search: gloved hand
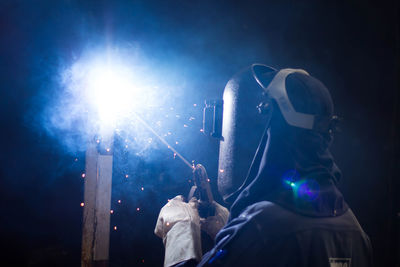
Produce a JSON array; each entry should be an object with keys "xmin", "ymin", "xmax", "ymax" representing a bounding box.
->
[
  {"xmin": 200, "ymin": 201, "xmax": 229, "ymax": 239},
  {"xmin": 155, "ymin": 195, "xmax": 202, "ymax": 267}
]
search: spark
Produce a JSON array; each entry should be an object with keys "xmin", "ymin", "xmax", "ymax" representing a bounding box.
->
[{"xmin": 80, "ymin": 202, "xmax": 85, "ymax": 207}]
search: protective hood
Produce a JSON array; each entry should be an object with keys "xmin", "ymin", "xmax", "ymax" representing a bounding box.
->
[
  {"xmin": 217, "ymin": 65, "xmax": 276, "ymax": 202},
  {"xmin": 218, "ymin": 64, "xmax": 348, "ymax": 218}
]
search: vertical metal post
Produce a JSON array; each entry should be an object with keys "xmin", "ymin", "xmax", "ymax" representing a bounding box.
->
[{"xmin": 81, "ymin": 140, "xmax": 113, "ymax": 267}]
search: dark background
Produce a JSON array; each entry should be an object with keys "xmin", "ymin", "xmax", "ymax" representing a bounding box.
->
[{"xmin": 0, "ymin": 0, "xmax": 398, "ymax": 266}]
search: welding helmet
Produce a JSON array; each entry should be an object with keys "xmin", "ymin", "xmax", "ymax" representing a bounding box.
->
[{"xmin": 217, "ymin": 64, "xmax": 337, "ymax": 202}]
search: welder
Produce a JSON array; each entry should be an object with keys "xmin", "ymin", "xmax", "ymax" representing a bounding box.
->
[{"xmin": 155, "ymin": 64, "xmax": 373, "ymax": 266}]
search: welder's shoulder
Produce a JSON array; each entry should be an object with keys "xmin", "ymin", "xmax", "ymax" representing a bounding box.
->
[
  {"xmin": 234, "ymin": 201, "xmax": 296, "ymax": 238},
  {"xmin": 238, "ymin": 201, "xmax": 363, "ymax": 236},
  {"xmin": 198, "ymin": 202, "xmax": 371, "ymax": 266}
]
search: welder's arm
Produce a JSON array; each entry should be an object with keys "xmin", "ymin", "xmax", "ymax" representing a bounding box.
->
[
  {"xmin": 155, "ymin": 196, "xmax": 229, "ymax": 267},
  {"xmin": 155, "ymin": 195, "xmax": 202, "ymax": 267},
  {"xmin": 200, "ymin": 201, "xmax": 229, "ymax": 240}
]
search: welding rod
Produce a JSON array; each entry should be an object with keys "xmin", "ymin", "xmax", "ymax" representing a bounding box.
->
[{"xmin": 132, "ymin": 112, "xmax": 194, "ymax": 170}]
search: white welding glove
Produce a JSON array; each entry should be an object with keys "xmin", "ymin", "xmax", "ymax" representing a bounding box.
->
[
  {"xmin": 155, "ymin": 195, "xmax": 202, "ymax": 267},
  {"xmin": 200, "ymin": 201, "xmax": 229, "ymax": 240}
]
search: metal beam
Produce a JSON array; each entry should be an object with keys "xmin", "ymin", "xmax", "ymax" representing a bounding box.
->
[{"xmin": 81, "ymin": 141, "xmax": 113, "ymax": 267}]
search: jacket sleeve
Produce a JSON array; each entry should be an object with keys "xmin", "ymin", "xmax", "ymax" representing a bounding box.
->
[
  {"xmin": 175, "ymin": 204, "xmax": 301, "ymax": 267},
  {"xmin": 172, "ymin": 210, "xmax": 264, "ymax": 267}
]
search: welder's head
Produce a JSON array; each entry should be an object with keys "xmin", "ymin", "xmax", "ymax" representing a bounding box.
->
[{"xmin": 217, "ymin": 64, "xmax": 337, "ymax": 203}]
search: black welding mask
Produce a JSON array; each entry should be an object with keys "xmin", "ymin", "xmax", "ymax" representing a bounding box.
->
[{"xmin": 216, "ymin": 64, "xmax": 337, "ymax": 203}]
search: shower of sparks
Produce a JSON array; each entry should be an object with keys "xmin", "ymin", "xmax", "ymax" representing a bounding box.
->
[{"xmin": 60, "ymin": 47, "xmax": 219, "ymax": 244}]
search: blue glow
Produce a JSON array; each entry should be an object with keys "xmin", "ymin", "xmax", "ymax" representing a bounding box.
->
[
  {"xmin": 282, "ymin": 169, "xmax": 300, "ymax": 189},
  {"xmin": 41, "ymin": 45, "xmax": 196, "ymax": 157},
  {"xmin": 61, "ymin": 48, "xmax": 164, "ymax": 135},
  {"xmin": 208, "ymin": 249, "xmax": 227, "ymax": 264},
  {"xmin": 282, "ymin": 170, "xmax": 320, "ymax": 201},
  {"xmin": 296, "ymin": 179, "xmax": 320, "ymax": 201}
]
